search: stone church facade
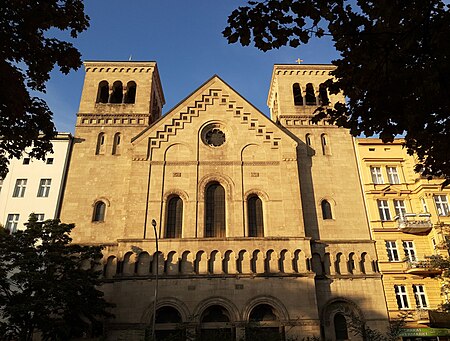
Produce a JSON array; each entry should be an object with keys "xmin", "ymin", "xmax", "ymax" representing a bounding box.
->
[{"xmin": 60, "ymin": 61, "xmax": 389, "ymax": 340}]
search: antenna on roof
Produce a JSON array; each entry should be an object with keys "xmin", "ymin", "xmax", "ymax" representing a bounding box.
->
[{"xmin": 128, "ymin": 55, "xmax": 132, "ymax": 61}]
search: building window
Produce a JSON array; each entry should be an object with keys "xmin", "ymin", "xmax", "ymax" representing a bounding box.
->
[
  {"xmin": 394, "ymin": 199, "xmax": 406, "ymax": 219},
  {"xmin": 334, "ymin": 313, "xmax": 348, "ymax": 341},
  {"xmin": 205, "ymin": 183, "xmax": 226, "ymax": 238},
  {"xmin": 321, "ymin": 200, "xmax": 333, "ymax": 220},
  {"xmin": 403, "ymin": 241, "xmax": 417, "ymax": 261},
  {"xmin": 23, "ymin": 158, "xmax": 30, "ymax": 165},
  {"xmin": 93, "ymin": 201, "xmax": 106, "ymax": 222},
  {"xmin": 165, "ymin": 196, "xmax": 183, "ymax": 238},
  {"xmin": 5, "ymin": 214, "xmax": 19, "ymax": 233},
  {"xmin": 305, "ymin": 83, "xmax": 316, "ymax": 105},
  {"xmin": 395, "ymin": 285, "xmax": 409, "ymax": 309},
  {"xmin": 370, "ymin": 167, "xmax": 384, "ymax": 184},
  {"xmin": 421, "ymin": 197, "xmax": 428, "ymax": 213},
  {"xmin": 124, "ymin": 81, "xmax": 137, "ymax": 104},
  {"xmin": 387, "ymin": 166, "xmax": 400, "ymax": 184},
  {"xmin": 413, "ymin": 285, "xmax": 428, "ymax": 308},
  {"xmin": 12, "ymin": 179, "xmax": 27, "ymax": 197},
  {"xmin": 431, "ymin": 238, "xmax": 437, "ymax": 253},
  {"xmin": 321, "ymin": 134, "xmax": 330, "ymax": 155},
  {"xmin": 46, "ymin": 158, "xmax": 54, "ymax": 165},
  {"xmin": 434, "ymin": 195, "xmax": 450, "ymax": 216},
  {"xmin": 37, "ymin": 179, "xmax": 51, "ymax": 197},
  {"xmin": 386, "ymin": 241, "xmax": 400, "ymax": 261},
  {"xmin": 112, "ymin": 132, "xmax": 121, "ymax": 155},
  {"xmin": 0, "ymin": 178, "xmax": 3, "ymax": 194},
  {"xmin": 96, "ymin": 80, "xmax": 109, "ymax": 103},
  {"xmin": 35, "ymin": 214, "xmax": 45, "ymax": 222},
  {"xmin": 96, "ymin": 132, "xmax": 106, "ymax": 155},
  {"xmin": 318, "ymin": 83, "xmax": 330, "ymax": 106},
  {"xmin": 292, "ymin": 83, "xmax": 303, "ymax": 106},
  {"xmin": 248, "ymin": 195, "xmax": 264, "ymax": 237},
  {"xmin": 378, "ymin": 200, "xmax": 391, "ymax": 221},
  {"xmin": 110, "ymin": 81, "xmax": 123, "ymax": 103}
]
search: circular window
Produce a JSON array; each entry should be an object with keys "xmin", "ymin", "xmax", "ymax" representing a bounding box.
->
[{"xmin": 202, "ymin": 123, "xmax": 227, "ymax": 147}]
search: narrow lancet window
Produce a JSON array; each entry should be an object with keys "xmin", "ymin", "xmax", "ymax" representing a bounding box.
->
[
  {"xmin": 305, "ymin": 83, "xmax": 316, "ymax": 105},
  {"xmin": 205, "ymin": 183, "xmax": 226, "ymax": 238},
  {"xmin": 166, "ymin": 196, "xmax": 183, "ymax": 238},
  {"xmin": 293, "ymin": 83, "xmax": 303, "ymax": 106},
  {"xmin": 248, "ymin": 195, "xmax": 264, "ymax": 237}
]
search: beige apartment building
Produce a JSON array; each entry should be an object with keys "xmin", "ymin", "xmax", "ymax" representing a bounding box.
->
[
  {"xmin": 59, "ymin": 60, "xmax": 402, "ymax": 341},
  {"xmin": 356, "ymin": 139, "xmax": 450, "ymax": 340},
  {"xmin": 0, "ymin": 133, "xmax": 72, "ymax": 232}
]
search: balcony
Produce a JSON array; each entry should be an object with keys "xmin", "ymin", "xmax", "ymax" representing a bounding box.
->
[
  {"xmin": 395, "ymin": 213, "xmax": 433, "ymax": 234},
  {"xmin": 405, "ymin": 259, "xmax": 441, "ymax": 275}
]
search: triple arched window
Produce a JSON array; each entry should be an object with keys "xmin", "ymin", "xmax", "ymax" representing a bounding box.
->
[
  {"xmin": 95, "ymin": 81, "xmax": 137, "ymax": 104},
  {"xmin": 248, "ymin": 195, "xmax": 264, "ymax": 237},
  {"xmin": 205, "ymin": 183, "xmax": 226, "ymax": 238},
  {"xmin": 166, "ymin": 196, "xmax": 183, "ymax": 238}
]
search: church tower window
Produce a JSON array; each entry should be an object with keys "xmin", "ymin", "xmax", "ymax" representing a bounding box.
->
[
  {"xmin": 93, "ymin": 201, "xmax": 106, "ymax": 222},
  {"xmin": 305, "ymin": 83, "xmax": 316, "ymax": 105},
  {"xmin": 205, "ymin": 183, "xmax": 226, "ymax": 238},
  {"xmin": 112, "ymin": 133, "xmax": 121, "ymax": 155},
  {"xmin": 318, "ymin": 83, "xmax": 330, "ymax": 106},
  {"xmin": 248, "ymin": 195, "xmax": 264, "ymax": 237},
  {"xmin": 110, "ymin": 81, "xmax": 123, "ymax": 103},
  {"xmin": 321, "ymin": 200, "xmax": 333, "ymax": 219},
  {"xmin": 96, "ymin": 81, "xmax": 109, "ymax": 103},
  {"xmin": 166, "ymin": 196, "xmax": 183, "ymax": 238},
  {"xmin": 293, "ymin": 83, "xmax": 303, "ymax": 106},
  {"xmin": 96, "ymin": 133, "xmax": 106, "ymax": 155},
  {"xmin": 124, "ymin": 81, "xmax": 137, "ymax": 104}
]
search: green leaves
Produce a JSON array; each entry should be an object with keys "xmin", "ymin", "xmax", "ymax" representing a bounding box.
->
[
  {"xmin": 224, "ymin": 0, "xmax": 450, "ymax": 181},
  {"xmin": 0, "ymin": 0, "xmax": 89, "ymax": 178},
  {"xmin": 0, "ymin": 217, "xmax": 113, "ymax": 340}
]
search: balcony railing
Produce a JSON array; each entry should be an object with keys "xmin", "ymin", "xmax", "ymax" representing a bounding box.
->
[
  {"xmin": 395, "ymin": 213, "xmax": 433, "ymax": 234},
  {"xmin": 405, "ymin": 259, "xmax": 441, "ymax": 275}
]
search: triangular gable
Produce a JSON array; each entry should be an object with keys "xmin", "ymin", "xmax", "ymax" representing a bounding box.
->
[{"xmin": 131, "ymin": 75, "xmax": 296, "ymax": 158}]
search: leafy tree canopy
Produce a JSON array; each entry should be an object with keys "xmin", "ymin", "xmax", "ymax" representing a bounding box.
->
[
  {"xmin": 0, "ymin": 216, "xmax": 113, "ymax": 341},
  {"xmin": 0, "ymin": 0, "xmax": 89, "ymax": 179},
  {"xmin": 224, "ymin": 0, "xmax": 450, "ymax": 182}
]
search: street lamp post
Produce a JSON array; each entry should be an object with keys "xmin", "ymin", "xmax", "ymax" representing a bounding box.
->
[{"xmin": 151, "ymin": 219, "xmax": 159, "ymax": 341}]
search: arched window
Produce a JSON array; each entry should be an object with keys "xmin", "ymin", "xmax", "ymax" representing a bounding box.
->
[
  {"xmin": 205, "ymin": 183, "xmax": 226, "ymax": 238},
  {"xmin": 110, "ymin": 81, "xmax": 123, "ymax": 103},
  {"xmin": 292, "ymin": 83, "xmax": 303, "ymax": 106},
  {"xmin": 306, "ymin": 133, "xmax": 313, "ymax": 156},
  {"xmin": 305, "ymin": 83, "xmax": 316, "ymax": 105},
  {"xmin": 166, "ymin": 196, "xmax": 183, "ymax": 238},
  {"xmin": 95, "ymin": 132, "xmax": 106, "ymax": 155},
  {"xmin": 248, "ymin": 195, "xmax": 264, "ymax": 237},
  {"xmin": 97, "ymin": 81, "xmax": 109, "ymax": 103},
  {"xmin": 93, "ymin": 201, "xmax": 106, "ymax": 222},
  {"xmin": 201, "ymin": 305, "xmax": 232, "ymax": 340},
  {"xmin": 321, "ymin": 133, "xmax": 331, "ymax": 155},
  {"xmin": 155, "ymin": 306, "xmax": 183, "ymax": 341},
  {"xmin": 334, "ymin": 313, "xmax": 348, "ymax": 340},
  {"xmin": 319, "ymin": 83, "xmax": 330, "ymax": 106},
  {"xmin": 247, "ymin": 304, "xmax": 281, "ymax": 340},
  {"xmin": 112, "ymin": 133, "xmax": 121, "ymax": 155},
  {"xmin": 321, "ymin": 200, "xmax": 333, "ymax": 219},
  {"xmin": 124, "ymin": 81, "xmax": 137, "ymax": 104}
]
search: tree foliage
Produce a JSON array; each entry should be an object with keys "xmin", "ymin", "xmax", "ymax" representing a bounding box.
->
[
  {"xmin": 0, "ymin": 216, "xmax": 113, "ymax": 341},
  {"xmin": 430, "ymin": 237, "xmax": 450, "ymax": 311},
  {"xmin": 224, "ymin": 0, "xmax": 450, "ymax": 182},
  {"xmin": 0, "ymin": 0, "xmax": 89, "ymax": 178}
]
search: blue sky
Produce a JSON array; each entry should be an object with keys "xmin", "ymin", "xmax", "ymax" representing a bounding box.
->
[{"xmin": 43, "ymin": 0, "xmax": 339, "ymax": 133}]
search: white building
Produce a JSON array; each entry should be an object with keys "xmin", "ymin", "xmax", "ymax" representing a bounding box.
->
[{"xmin": 0, "ymin": 133, "xmax": 73, "ymax": 232}]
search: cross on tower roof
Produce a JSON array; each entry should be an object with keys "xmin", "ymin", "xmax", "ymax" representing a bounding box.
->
[{"xmin": 296, "ymin": 58, "xmax": 304, "ymax": 64}]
